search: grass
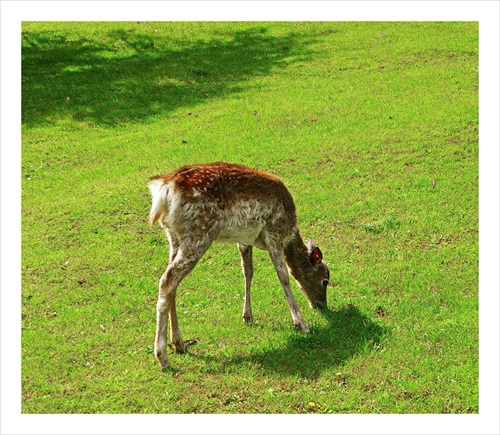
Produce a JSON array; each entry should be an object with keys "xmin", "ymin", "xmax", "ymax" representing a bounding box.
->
[{"xmin": 21, "ymin": 21, "xmax": 478, "ymax": 414}]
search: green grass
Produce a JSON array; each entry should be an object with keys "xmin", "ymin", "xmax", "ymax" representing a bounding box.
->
[{"xmin": 21, "ymin": 21, "xmax": 478, "ymax": 414}]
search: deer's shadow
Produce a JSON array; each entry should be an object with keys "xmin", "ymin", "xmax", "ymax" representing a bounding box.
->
[{"xmin": 197, "ymin": 305, "xmax": 389, "ymax": 379}]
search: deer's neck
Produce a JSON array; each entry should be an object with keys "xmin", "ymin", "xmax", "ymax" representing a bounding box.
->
[{"xmin": 284, "ymin": 232, "xmax": 310, "ymax": 282}]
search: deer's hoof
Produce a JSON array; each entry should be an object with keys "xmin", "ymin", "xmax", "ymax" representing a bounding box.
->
[
  {"xmin": 294, "ymin": 322, "xmax": 310, "ymax": 334},
  {"xmin": 156, "ymin": 352, "xmax": 169, "ymax": 370},
  {"xmin": 170, "ymin": 338, "xmax": 198, "ymax": 354},
  {"xmin": 242, "ymin": 314, "xmax": 254, "ymax": 324},
  {"xmin": 170, "ymin": 341, "xmax": 187, "ymax": 354}
]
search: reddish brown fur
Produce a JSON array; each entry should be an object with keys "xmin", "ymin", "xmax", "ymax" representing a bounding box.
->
[{"xmin": 150, "ymin": 162, "xmax": 296, "ymax": 222}]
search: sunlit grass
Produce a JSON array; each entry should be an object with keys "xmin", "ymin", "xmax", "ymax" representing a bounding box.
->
[{"xmin": 22, "ymin": 21, "xmax": 478, "ymax": 413}]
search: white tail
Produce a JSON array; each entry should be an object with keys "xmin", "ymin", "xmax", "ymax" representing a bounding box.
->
[
  {"xmin": 148, "ymin": 178, "xmax": 170, "ymax": 226},
  {"xmin": 148, "ymin": 162, "xmax": 330, "ymax": 369}
]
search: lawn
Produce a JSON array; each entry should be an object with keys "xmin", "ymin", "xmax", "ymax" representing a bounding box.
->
[{"xmin": 21, "ymin": 21, "xmax": 478, "ymax": 414}]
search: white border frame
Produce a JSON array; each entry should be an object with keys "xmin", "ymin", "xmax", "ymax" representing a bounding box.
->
[{"xmin": 2, "ymin": 2, "xmax": 499, "ymax": 434}]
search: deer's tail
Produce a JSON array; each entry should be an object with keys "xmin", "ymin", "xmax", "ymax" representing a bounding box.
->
[{"xmin": 147, "ymin": 177, "xmax": 170, "ymax": 227}]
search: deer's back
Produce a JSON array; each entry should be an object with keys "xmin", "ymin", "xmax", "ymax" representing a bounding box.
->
[{"xmin": 149, "ymin": 162, "xmax": 298, "ymax": 246}]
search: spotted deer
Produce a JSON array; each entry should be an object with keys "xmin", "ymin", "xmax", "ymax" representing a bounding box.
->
[{"xmin": 148, "ymin": 162, "xmax": 330, "ymax": 369}]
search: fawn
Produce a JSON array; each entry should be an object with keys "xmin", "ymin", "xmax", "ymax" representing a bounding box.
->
[{"xmin": 148, "ymin": 162, "xmax": 329, "ymax": 369}]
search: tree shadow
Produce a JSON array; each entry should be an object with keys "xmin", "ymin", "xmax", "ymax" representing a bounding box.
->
[
  {"xmin": 226, "ymin": 305, "xmax": 389, "ymax": 379},
  {"xmin": 22, "ymin": 24, "xmax": 317, "ymax": 127}
]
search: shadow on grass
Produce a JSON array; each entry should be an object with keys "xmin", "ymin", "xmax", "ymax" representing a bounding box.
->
[
  {"xmin": 226, "ymin": 305, "xmax": 388, "ymax": 379},
  {"xmin": 22, "ymin": 24, "xmax": 317, "ymax": 127}
]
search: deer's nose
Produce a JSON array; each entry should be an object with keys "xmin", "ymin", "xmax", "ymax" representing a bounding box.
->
[{"xmin": 312, "ymin": 300, "xmax": 327, "ymax": 310}]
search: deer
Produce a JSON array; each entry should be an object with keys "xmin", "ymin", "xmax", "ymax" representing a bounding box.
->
[{"xmin": 148, "ymin": 162, "xmax": 330, "ymax": 369}]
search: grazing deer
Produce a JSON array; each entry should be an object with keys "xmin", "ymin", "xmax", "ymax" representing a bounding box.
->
[{"xmin": 148, "ymin": 162, "xmax": 330, "ymax": 369}]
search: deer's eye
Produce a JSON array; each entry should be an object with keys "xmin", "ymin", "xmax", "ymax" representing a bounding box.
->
[{"xmin": 322, "ymin": 280, "xmax": 329, "ymax": 288}]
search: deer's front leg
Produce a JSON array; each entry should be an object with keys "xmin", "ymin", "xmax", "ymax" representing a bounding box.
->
[
  {"xmin": 238, "ymin": 243, "xmax": 254, "ymax": 323},
  {"xmin": 268, "ymin": 248, "xmax": 310, "ymax": 334}
]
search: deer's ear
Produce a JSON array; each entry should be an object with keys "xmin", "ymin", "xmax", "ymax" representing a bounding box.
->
[
  {"xmin": 309, "ymin": 247, "xmax": 323, "ymax": 265},
  {"xmin": 306, "ymin": 238, "xmax": 315, "ymax": 252}
]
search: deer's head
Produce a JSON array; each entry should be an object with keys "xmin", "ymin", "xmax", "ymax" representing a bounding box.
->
[{"xmin": 286, "ymin": 238, "xmax": 329, "ymax": 309}]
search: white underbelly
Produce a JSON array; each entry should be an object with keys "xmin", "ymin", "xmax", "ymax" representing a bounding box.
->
[{"xmin": 215, "ymin": 226, "xmax": 263, "ymax": 246}]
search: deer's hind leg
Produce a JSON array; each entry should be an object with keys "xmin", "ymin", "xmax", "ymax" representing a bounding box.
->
[
  {"xmin": 238, "ymin": 243, "xmax": 254, "ymax": 324},
  {"xmin": 155, "ymin": 239, "xmax": 211, "ymax": 369},
  {"xmin": 166, "ymin": 229, "xmax": 180, "ymax": 264}
]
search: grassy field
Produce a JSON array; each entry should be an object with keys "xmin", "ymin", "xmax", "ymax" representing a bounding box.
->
[{"xmin": 21, "ymin": 21, "xmax": 478, "ymax": 414}]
